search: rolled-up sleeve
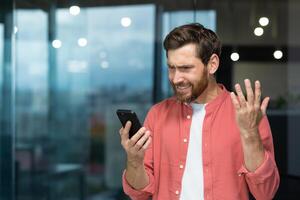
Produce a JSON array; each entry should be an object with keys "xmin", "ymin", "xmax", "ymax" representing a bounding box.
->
[
  {"xmin": 122, "ymin": 168, "xmax": 155, "ymax": 200},
  {"xmin": 238, "ymin": 116, "xmax": 280, "ymax": 200},
  {"xmin": 238, "ymin": 151, "xmax": 280, "ymax": 200}
]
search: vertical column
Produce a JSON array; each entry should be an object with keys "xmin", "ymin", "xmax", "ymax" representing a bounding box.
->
[
  {"xmin": 47, "ymin": 1, "xmax": 57, "ymax": 152},
  {"xmin": 153, "ymin": 5, "xmax": 163, "ymax": 103},
  {"xmin": 0, "ymin": 0, "xmax": 15, "ymax": 199}
]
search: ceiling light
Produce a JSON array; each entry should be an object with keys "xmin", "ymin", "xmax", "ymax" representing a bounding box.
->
[
  {"xmin": 230, "ymin": 52, "xmax": 239, "ymax": 61},
  {"xmin": 121, "ymin": 17, "xmax": 132, "ymax": 27},
  {"xmin": 259, "ymin": 17, "xmax": 269, "ymax": 26},
  {"xmin": 273, "ymin": 50, "xmax": 283, "ymax": 59},
  {"xmin": 78, "ymin": 38, "xmax": 87, "ymax": 47},
  {"xmin": 254, "ymin": 27, "xmax": 264, "ymax": 36},
  {"xmin": 52, "ymin": 39, "xmax": 62, "ymax": 48},
  {"xmin": 69, "ymin": 6, "xmax": 80, "ymax": 16}
]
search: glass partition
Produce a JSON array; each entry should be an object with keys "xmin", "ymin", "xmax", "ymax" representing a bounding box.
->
[{"xmin": 14, "ymin": 2, "xmax": 155, "ymax": 199}]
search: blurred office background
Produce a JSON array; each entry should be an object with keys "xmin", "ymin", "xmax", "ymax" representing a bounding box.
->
[{"xmin": 0, "ymin": 0, "xmax": 299, "ymax": 199}]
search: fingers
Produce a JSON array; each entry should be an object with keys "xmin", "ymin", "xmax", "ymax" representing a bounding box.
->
[
  {"xmin": 235, "ymin": 79, "xmax": 261, "ymax": 108},
  {"xmin": 129, "ymin": 127, "xmax": 147, "ymax": 145},
  {"xmin": 254, "ymin": 80, "xmax": 261, "ymax": 107},
  {"xmin": 232, "ymin": 79, "xmax": 269, "ymax": 115},
  {"xmin": 244, "ymin": 79, "xmax": 254, "ymax": 105},
  {"xmin": 234, "ymin": 83, "xmax": 247, "ymax": 107},
  {"xmin": 133, "ymin": 130, "xmax": 151, "ymax": 152},
  {"xmin": 261, "ymin": 97, "xmax": 270, "ymax": 116},
  {"xmin": 142, "ymin": 136, "xmax": 152, "ymax": 150},
  {"xmin": 119, "ymin": 121, "xmax": 131, "ymax": 141},
  {"xmin": 230, "ymin": 92, "xmax": 240, "ymax": 110},
  {"xmin": 119, "ymin": 121, "xmax": 152, "ymax": 152}
]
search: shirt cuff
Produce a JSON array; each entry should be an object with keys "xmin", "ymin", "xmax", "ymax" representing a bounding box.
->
[
  {"xmin": 122, "ymin": 169, "xmax": 155, "ymax": 197},
  {"xmin": 238, "ymin": 151, "xmax": 276, "ymax": 184}
]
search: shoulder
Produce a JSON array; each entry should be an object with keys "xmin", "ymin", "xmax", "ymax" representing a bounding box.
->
[
  {"xmin": 145, "ymin": 97, "xmax": 178, "ymax": 121},
  {"xmin": 149, "ymin": 97, "xmax": 178, "ymax": 113},
  {"xmin": 143, "ymin": 97, "xmax": 178, "ymax": 130}
]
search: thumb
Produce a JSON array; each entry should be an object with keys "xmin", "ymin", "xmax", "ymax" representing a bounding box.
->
[{"xmin": 261, "ymin": 97, "xmax": 270, "ymax": 116}]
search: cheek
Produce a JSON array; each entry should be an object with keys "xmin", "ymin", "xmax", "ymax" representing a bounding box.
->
[
  {"xmin": 188, "ymin": 74, "xmax": 200, "ymax": 83},
  {"xmin": 193, "ymin": 69, "xmax": 206, "ymax": 80}
]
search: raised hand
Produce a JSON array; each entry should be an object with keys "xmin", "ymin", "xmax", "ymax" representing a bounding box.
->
[
  {"xmin": 230, "ymin": 79, "xmax": 270, "ymax": 135},
  {"xmin": 230, "ymin": 79, "xmax": 268, "ymax": 171}
]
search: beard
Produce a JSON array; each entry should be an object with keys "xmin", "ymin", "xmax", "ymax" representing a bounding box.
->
[{"xmin": 170, "ymin": 71, "xmax": 209, "ymax": 103}]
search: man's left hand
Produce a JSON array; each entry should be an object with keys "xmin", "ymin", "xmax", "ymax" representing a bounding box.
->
[
  {"xmin": 230, "ymin": 79, "xmax": 268, "ymax": 171},
  {"xmin": 230, "ymin": 79, "xmax": 269, "ymax": 137}
]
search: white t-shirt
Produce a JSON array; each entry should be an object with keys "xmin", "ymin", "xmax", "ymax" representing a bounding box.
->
[{"xmin": 180, "ymin": 103, "xmax": 206, "ymax": 200}]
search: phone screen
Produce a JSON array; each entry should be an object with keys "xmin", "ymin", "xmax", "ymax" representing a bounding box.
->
[{"xmin": 116, "ymin": 109, "xmax": 142, "ymax": 138}]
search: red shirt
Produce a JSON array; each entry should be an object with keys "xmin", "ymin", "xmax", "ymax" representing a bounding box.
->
[{"xmin": 123, "ymin": 85, "xmax": 279, "ymax": 200}]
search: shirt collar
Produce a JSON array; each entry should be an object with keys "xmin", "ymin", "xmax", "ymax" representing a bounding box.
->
[{"xmin": 205, "ymin": 84, "xmax": 229, "ymax": 112}]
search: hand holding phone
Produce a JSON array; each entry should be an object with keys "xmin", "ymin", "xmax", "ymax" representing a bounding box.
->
[{"xmin": 116, "ymin": 109, "xmax": 142, "ymax": 139}]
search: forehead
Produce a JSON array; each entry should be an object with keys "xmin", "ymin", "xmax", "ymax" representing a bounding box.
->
[{"xmin": 167, "ymin": 43, "xmax": 199, "ymax": 66}]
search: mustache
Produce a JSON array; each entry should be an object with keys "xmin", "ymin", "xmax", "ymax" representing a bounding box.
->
[{"xmin": 173, "ymin": 82, "xmax": 191, "ymax": 87}]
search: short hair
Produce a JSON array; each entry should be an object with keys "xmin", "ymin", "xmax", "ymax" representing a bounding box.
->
[{"xmin": 163, "ymin": 23, "xmax": 222, "ymax": 65}]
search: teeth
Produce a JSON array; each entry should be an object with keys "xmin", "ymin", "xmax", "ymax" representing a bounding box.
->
[{"xmin": 176, "ymin": 85, "xmax": 190, "ymax": 89}]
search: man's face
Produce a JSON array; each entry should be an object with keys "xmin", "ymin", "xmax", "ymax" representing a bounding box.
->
[{"xmin": 167, "ymin": 43, "xmax": 209, "ymax": 103}]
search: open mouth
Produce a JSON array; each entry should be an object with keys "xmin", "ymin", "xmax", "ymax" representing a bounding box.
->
[{"xmin": 176, "ymin": 85, "xmax": 191, "ymax": 93}]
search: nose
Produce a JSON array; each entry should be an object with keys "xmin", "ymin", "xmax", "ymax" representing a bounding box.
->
[{"xmin": 172, "ymin": 70, "xmax": 184, "ymax": 84}]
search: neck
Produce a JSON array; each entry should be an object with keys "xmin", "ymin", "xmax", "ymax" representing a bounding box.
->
[{"xmin": 194, "ymin": 77, "xmax": 220, "ymax": 104}]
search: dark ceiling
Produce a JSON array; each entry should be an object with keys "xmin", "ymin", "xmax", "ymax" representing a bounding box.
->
[
  {"xmin": 11, "ymin": 0, "xmax": 288, "ymax": 11},
  {"xmin": 0, "ymin": 0, "xmax": 297, "ymax": 46}
]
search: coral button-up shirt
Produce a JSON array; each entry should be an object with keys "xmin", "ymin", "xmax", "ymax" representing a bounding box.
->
[{"xmin": 122, "ymin": 85, "xmax": 280, "ymax": 200}]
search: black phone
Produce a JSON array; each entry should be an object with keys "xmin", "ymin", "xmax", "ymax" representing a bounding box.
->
[{"xmin": 116, "ymin": 109, "xmax": 142, "ymax": 139}]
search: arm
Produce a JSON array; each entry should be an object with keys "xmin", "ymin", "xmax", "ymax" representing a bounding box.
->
[
  {"xmin": 120, "ymin": 108, "xmax": 156, "ymax": 200},
  {"xmin": 240, "ymin": 116, "xmax": 280, "ymax": 200},
  {"xmin": 120, "ymin": 123, "xmax": 151, "ymax": 189},
  {"xmin": 231, "ymin": 79, "xmax": 280, "ymax": 199}
]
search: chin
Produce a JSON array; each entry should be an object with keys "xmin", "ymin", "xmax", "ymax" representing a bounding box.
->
[{"xmin": 176, "ymin": 94, "xmax": 192, "ymax": 103}]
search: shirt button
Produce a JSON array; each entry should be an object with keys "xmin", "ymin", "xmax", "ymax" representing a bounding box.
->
[
  {"xmin": 175, "ymin": 190, "xmax": 180, "ymax": 195},
  {"xmin": 183, "ymin": 138, "xmax": 188, "ymax": 143},
  {"xmin": 204, "ymin": 143, "xmax": 207, "ymax": 147},
  {"xmin": 187, "ymin": 115, "xmax": 191, "ymax": 119},
  {"xmin": 179, "ymin": 164, "xmax": 184, "ymax": 169}
]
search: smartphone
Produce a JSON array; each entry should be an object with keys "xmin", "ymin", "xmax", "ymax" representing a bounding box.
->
[{"xmin": 116, "ymin": 109, "xmax": 142, "ymax": 139}]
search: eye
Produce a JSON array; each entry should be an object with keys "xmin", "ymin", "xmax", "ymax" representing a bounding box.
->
[
  {"xmin": 168, "ymin": 65, "xmax": 175, "ymax": 70},
  {"xmin": 180, "ymin": 66, "xmax": 191, "ymax": 71}
]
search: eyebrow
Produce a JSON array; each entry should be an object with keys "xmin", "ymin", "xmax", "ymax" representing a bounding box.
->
[{"xmin": 167, "ymin": 63, "xmax": 194, "ymax": 68}]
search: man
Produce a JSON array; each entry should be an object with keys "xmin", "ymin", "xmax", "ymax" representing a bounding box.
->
[{"xmin": 119, "ymin": 23, "xmax": 279, "ymax": 200}]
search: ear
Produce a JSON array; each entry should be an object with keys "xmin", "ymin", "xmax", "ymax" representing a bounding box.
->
[{"xmin": 207, "ymin": 54, "xmax": 219, "ymax": 75}]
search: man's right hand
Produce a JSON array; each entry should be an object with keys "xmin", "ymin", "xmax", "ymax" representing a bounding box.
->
[
  {"xmin": 119, "ymin": 121, "xmax": 152, "ymax": 189},
  {"xmin": 119, "ymin": 121, "xmax": 152, "ymax": 168}
]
